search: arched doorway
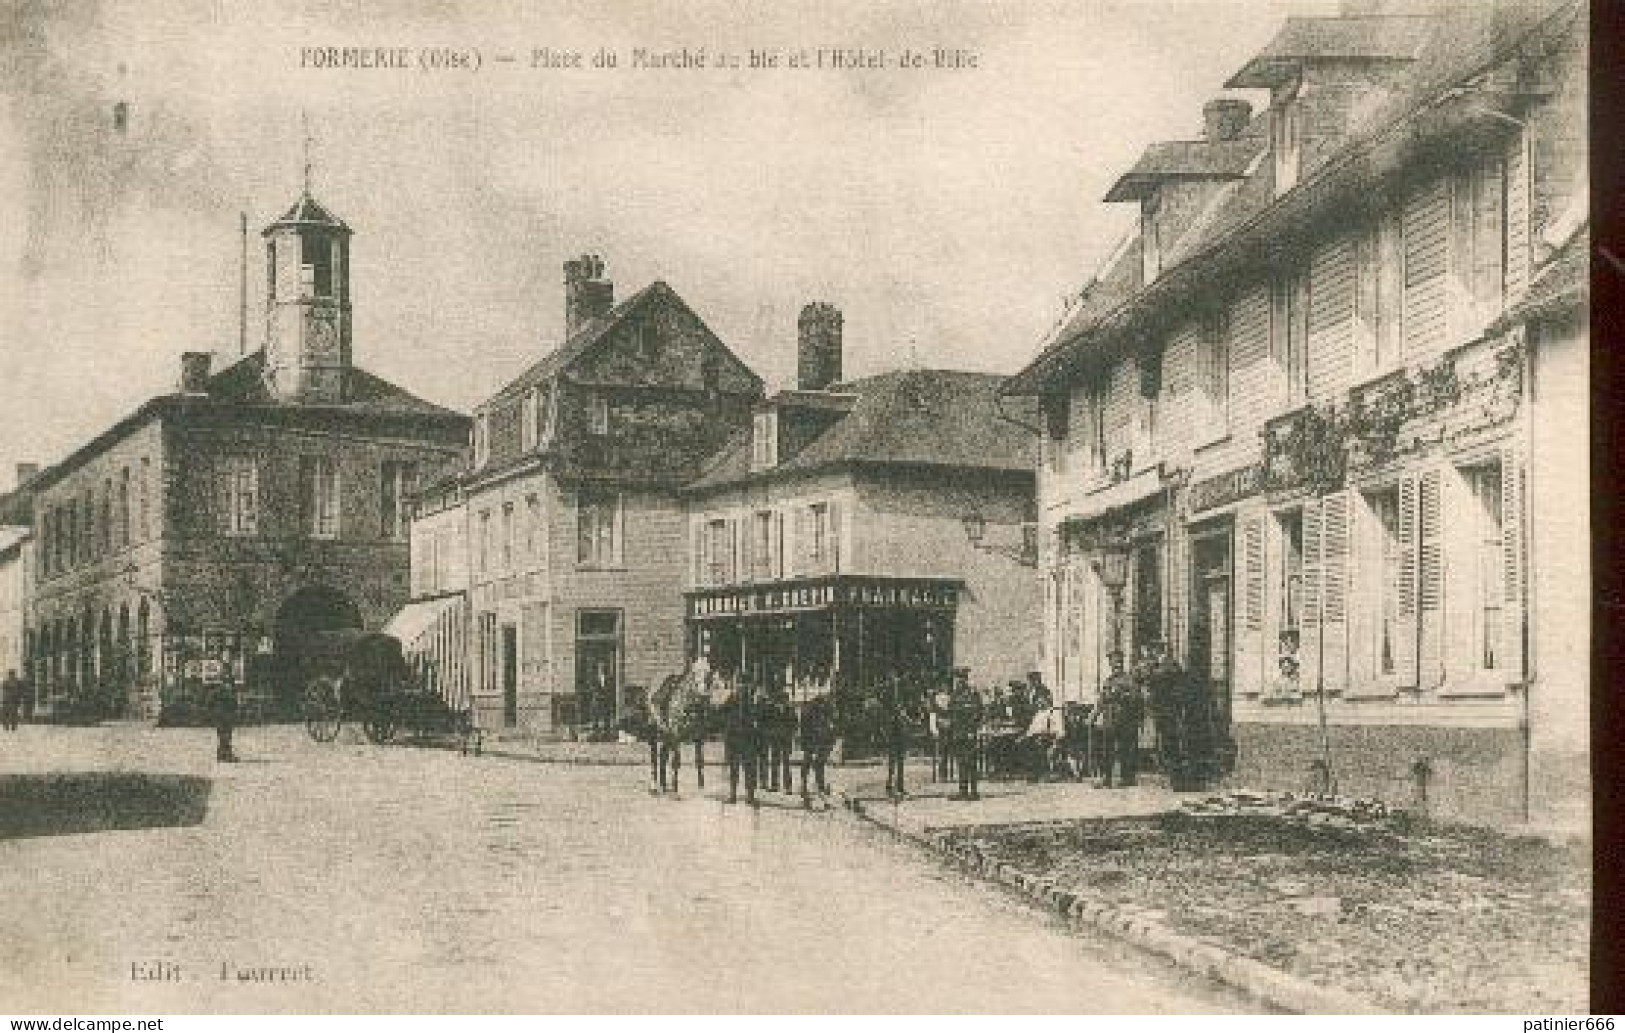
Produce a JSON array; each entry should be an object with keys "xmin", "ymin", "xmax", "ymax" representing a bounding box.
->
[{"xmin": 271, "ymin": 585, "xmax": 364, "ymax": 718}]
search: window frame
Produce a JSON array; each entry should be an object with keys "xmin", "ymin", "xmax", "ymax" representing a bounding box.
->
[
  {"xmin": 576, "ymin": 489, "xmax": 624, "ymax": 569},
  {"xmin": 217, "ymin": 455, "xmax": 260, "ymax": 538}
]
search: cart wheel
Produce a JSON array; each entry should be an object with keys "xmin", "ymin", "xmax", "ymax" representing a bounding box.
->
[
  {"xmin": 303, "ymin": 678, "xmax": 342, "ymax": 743},
  {"xmin": 363, "ymin": 717, "xmax": 396, "ymax": 744}
]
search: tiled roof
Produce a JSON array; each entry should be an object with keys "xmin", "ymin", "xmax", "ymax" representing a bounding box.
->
[
  {"xmin": 1227, "ymin": 15, "xmax": 1433, "ymax": 88},
  {"xmin": 687, "ymin": 369, "xmax": 1037, "ymax": 492},
  {"xmin": 1103, "ymin": 138, "xmax": 1264, "ymax": 202},
  {"xmin": 1502, "ymin": 224, "xmax": 1588, "ymax": 327},
  {"xmin": 486, "ymin": 282, "xmax": 665, "ymax": 404},
  {"xmin": 261, "ymin": 192, "xmax": 351, "ymax": 235},
  {"xmin": 1009, "ymin": 0, "xmax": 1579, "ymax": 395},
  {"xmin": 205, "ymin": 350, "xmax": 467, "ymax": 420}
]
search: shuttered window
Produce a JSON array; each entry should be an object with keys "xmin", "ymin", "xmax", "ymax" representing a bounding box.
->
[
  {"xmin": 1307, "ymin": 234, "xmax": 1355, "ymax": 403},
  {"xmin": 1271, "ymin": 270, "xmax": 1309, "ymax": 408},
  {"xmin": 1402, "ymin": 177, "xmax": 1451, "ymax": 357},
  {"xmin": 1417, "ymin": 469, "xmax": 1445, "ymax": 690},
  {"xmin": 1235, "ymin": 514, "xmax": 1265, "ymax": 698}
]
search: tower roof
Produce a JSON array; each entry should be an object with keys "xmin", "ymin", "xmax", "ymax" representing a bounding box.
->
[{"xmin": 261, "ymin": 191, "xmax": 351, "ymax": 236}]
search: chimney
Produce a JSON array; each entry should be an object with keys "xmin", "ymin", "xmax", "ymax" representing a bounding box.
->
[
  {"xmin": 1203, "ymin": 98, "xmax": 1253, "ymax": 142},
  {"xmin": 14, "ymin": 463, "xmax": 38, "ymax": 488},
  {"xmin": 797, "ymin": 302, "xmax": 843, "ymax": 391},
  {"xmin": 564, "ymin": 254, "xmax": 613, "ymax": 337},
  {"xmin": 179, "ymin": 351, "xmax": 212, "ymax": 394}
]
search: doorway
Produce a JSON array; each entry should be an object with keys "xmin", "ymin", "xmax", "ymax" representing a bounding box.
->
[
  {"xmin": 574, "ymin": 609, "xmax": 622, "ymax": 735},
  {"xmin": 1189, "ymin": 530, "xmax": 1234, "ymax": 778},
  {"xmin": 1131, "ymin": 540, "xmax": 1163, "ymax": 654},
  {"xmin": 501, "ymin": 624, "xmax": 518, "ymax": 728}
]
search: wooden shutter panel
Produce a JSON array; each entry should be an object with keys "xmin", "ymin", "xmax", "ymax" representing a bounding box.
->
[
  {"xmin": 1448, "ymin": 165, "xmax": 1476, "ymax": 340},
  {"xmin": 1320, "ymin": 491, "xmax": 1350, "ymax": 695},
  {"xmin": 1441, "ymin": 470, "xmax": 1479, "ymax": 684},
  {"xmin": 1504, "ymin": 131, "xmax": 1530, "ymax": 298},
  {"xmin": 1402, "ymin": 177, "xmax": 1450, "ymax": 358},
  {"xmin": 772, "ymin": 511, "xmax": 785, "ymax": 580},
  {"xmin": 1235, "ymin": 514, "xmax": 1265, "ymax": 697},
  {"xmin": 1395, "ymin": 476, "xmax": 1420, "ymax": 688},
  {"xmin": 1300, "ymin": 500, "xmax": 1323, "ymax": 692},
  {"xmin": 827, "ymin": 500, "xmax": 842, "ymax": 573},
  {"xmin": 1474, "ymin": 156, "xmax": 1506, "ymax": 324},
  {"xmin": 1307, "ymin": 234, "xmax": 1355, "ymax": 403},
  {"xmin": 1500, "ymin": 453, "xmax": 1526, "ymax": 679},
  {"xmin": 1347, "ymin": 495, "xmax": 1374, "ymax": 694},
  {"xmin": 1417, "ymin": 469, "xmax": 1446, "ymax": 691},
  {"xmin": 728, "ymin": 517, "xmax": 741, "ymax": 584},
  {"xmin": 692, "ymin": 520, "xmax": 705, "ymax": 585}
]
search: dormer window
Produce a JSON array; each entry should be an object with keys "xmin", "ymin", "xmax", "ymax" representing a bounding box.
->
[
  {"xmin": 474, "ymin": 411, "xmax": 490, "ymax": 467},
  {"xmin": 1272, "ymin": 80, "xmax": 1303, "ymax": 196},
  {"xmin": 1141, "ymin": 192, "xmax": 1163, "ymax": 283},
  {"xmin": 751, "ymin": 411, "xmax": 778, "ymax": 470}
]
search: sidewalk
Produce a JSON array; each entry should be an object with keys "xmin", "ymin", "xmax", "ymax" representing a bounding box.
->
[{"xmin": 839, "ymin": 769, "xmax": 1589, "ymax": 1015}]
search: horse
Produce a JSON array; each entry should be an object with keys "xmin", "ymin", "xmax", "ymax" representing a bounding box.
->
[{"xmin": 650, "ymin": 672, "xmax": 712, "ymax": 795}]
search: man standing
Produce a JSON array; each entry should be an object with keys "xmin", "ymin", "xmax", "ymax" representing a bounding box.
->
[
  {"xmin": 721, "ymin": 677, "xmax": 758, "ymax": 806},
  {"xmin": 881, "ymin": 673, "xmax": 916, "ymax": 799},
  {"xmin": 1095, "ymin": 650, "xmax": 1141, "ymax": 788},
  {"xmin": 1, "ymin": 669, "xmax": 23, "ymax": 731},
  {"xmin": 949, "ymin": 668, "xmax": 985, "ymax": 801},
  {"xmin": 798, "ymin": 691, "xmax": 837, "ymax": 808},
  {"xmin": 1139, "ymin": 641, "xmax": 1182, "ymax": 789},
  {"xmin": 210, "ymin": 652, "xmax": 239, "ymax": 763}
]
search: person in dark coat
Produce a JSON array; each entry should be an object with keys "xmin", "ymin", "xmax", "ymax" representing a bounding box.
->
[
  {"xmin": 948, "ymin": 669, "xmax": 985, "ymax": 801},
  {"xmin": 880, "ymin": 673, "xmax": 918, "ymax": 798},
  {"xmin": 1095, "ymin": 650, "xmax": 1141, "ymax": 788},
  {"xmin": 721, "ymin": 678, "xmax": 758, "ymax": 806},
  {"xmin": 210, "ymin": 655, "xmax": 239, "ymax": 763},
  {"xmin": 798, "ymin": 692, "xmax": 837, "ymax": 806},
  {"xmin": 763, "ymin": 685, "xmax": 796, "ymax": 793},
  {"xmin": 1139, "ymin": 641, "xmax": 1182, "ymax": 789},
  {"xmin": 1, "ymin": 670, "xmax": 23, "ymax": 731}
]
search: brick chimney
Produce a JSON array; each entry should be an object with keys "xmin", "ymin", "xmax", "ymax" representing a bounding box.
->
[
  {"xmin": 797, "ymin": 303, "xmax": 843, "ymax": 391},
  {"xmin": 1203, "ymin": 98, "xmax": 1253, "ymax": 142},
  {"xmin": 14, "ymin": 463, "xmax": 37, "ymax": 487},
  {"xmin": 564, "ymin": 254, "xmax": 613, "ymax": 337},
  {"xmin": 179, "ymin": 352, "xmax": 212, "ymax": 394}
]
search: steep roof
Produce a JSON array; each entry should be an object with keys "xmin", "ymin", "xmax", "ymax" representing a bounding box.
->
[
  {"xmin": 204, "ymin": 350, "xmax": 466, "ymax": 420},
  {"xmin": 484, "ymin": 280, "xmax": 759, "ymax": 405},
  {"xmin": 1009, "ymin": 0, "xmax": 1579, "ymax": 396},
  {"xmin": 687, "ymin": 369, "xmax": 1037, "ymax": 492},
  {"xmin": 1103, "ymin": 138, "xmax": 1264, "ymax": 202},
  {"xmin": 261, "ymin": 191, "xmax": 351, "ymax": 235},
  {"xmin": 1227, "ymin": 15, "xmax": 1433, "ymax": 88}
]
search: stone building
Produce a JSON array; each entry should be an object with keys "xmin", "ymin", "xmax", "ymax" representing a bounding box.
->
[
  {"xmin": 682, "ymin": 305, "xmax": 1042, "ymax": 697},
  {"xmin": 24, "ymin": 191, "xmax": 469, "ymax": 720},
  {"xmin": 1005, "ymin": 1, "xmax": 1586, "ymax": 826},
  {"xmin": 408, "ymin": 257, "xmax": 763, "ymax": 734}
]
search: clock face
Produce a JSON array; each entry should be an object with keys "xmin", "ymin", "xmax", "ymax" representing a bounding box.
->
[{"xmin": 307, "ymin": 312, "xmax": 338, "ymax": 355}]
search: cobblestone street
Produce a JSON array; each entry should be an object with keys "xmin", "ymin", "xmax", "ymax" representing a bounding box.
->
[{"xmin": 1, "ymin": 726, "xmax": 1248, "ymax": 1013}]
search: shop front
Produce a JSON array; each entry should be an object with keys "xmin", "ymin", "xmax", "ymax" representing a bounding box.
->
[{"xmin": 684, "ymin": 574, "xmax": 961, "ymax": 699}]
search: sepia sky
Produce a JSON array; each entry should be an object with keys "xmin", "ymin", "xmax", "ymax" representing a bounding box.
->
[{"xmin": 0, "ymin": 0, "xmax": 1335, "ymax": 483}]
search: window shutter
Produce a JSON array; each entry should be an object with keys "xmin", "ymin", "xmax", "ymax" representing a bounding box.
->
[
  {"xmin": 827, "ymin": 500, "xmax": 842, "ymax": 573},
  {"xmin": 772, "ymin": 511, "xmax": 785, "ymax": 580},
  {"xmin": 1448, "ymin": 164, "xmax": 1477, "ymax": 340},
  {"xmin": 1320, "ymin": 491, "xmax": 1350, "ymax": 695},
  {"xmin": 1235, "ymin": 514, "xmax": 1265, "ymax": 698},
  {"xmin": 1395, "ymin": 476, "xmax": 1420, "ymax": 688},
  {"xmin": 1417, "ymin": 468, "xmax": 1446, "ymax": 692},
  {"xmin": 1402, "ymin": 177, "xmax": 1450, "ymax": 357},
  {"xmin": 1307, "ymin": 234, "xmax": 1355, "ymax": 403},
  {"xmin": 1474, "ymin": 156, "xmax": 1506, "ymax": 325},
  {"xmin": 1442, "ymin": 469, "xmax": 1478, "ymax": 684},
  {"xmin": 1504, "ymin": 132, "xmax": 1530, "ymax": 298},
  {"xmin": 1354, "ymin": 221, "xmax": 1379, "ymax": 373},
  {"xmin": 1347, "ymin": 496, "xmax": 1375, "ymax": 693},
  {"xmin": 742, "ymin": 516, "xmax": 757, "ymax": 582},
  {"xmin": 613, "ymin": 494, "xmax": 626, "ymax": 567},
  {"xmin": 1300, "ymin": 500, "xmax": 1323, "ymax": 692},
  {"xmin": 1500, "ymin": 452, "xmax": 1526, "ymax": 679}
]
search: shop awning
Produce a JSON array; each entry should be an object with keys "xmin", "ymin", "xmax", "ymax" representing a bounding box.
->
[
  {"xmin": 382, "ymin": 594, "xmax": 464, "ymax": 651},
  {"xmin": 1057, "ymin": 467, "xmax": 1168, "ymax": 528}
]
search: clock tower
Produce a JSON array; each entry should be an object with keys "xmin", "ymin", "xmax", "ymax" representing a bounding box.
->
[{"xmin": 263, "ymin": 192, "xmax": 352, "ymax": 404}]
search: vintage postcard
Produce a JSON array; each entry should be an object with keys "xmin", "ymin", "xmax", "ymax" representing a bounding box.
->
[{"xmin": 0, "ymin": 0, "xmax": 1591, "ymax": 1016}]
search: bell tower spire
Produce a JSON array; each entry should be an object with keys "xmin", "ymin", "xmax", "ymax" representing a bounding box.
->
[{"xmin": 262, "ymin": 188, "xmax": 352, "ymax": 404}]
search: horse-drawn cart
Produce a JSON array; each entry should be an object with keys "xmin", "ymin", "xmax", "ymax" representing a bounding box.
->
[{"xmin": 301, "ymin": 630, "xmax": 480, "ymax": 753}]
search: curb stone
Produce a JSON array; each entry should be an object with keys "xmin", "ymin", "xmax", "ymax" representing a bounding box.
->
[{"xmin": 842, "ymin": 792, "xmax": 1387, "ymax": 1015}]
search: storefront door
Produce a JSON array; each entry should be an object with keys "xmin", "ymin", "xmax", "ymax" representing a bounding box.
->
[
  {"xmin": 1189, "ymin": 531, "xmax": 1234, "ymax": 770},
  {"xmin": 574, "ymin": 609, "xmax": 622, "ymax": 733}
]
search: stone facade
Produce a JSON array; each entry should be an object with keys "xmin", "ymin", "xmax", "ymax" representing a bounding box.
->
[{"xmin": 24, "ymin": 192, "xmax": 469, "ymax": 721}]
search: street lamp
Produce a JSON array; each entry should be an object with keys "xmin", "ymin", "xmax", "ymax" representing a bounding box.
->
[
  {"xmin": 961, "ymin": 511, "xmax": 1038, "ymax": 567},
  {"xmin": 1092, "ymin": 537, "xmax": 1132, "ymax": 654}
]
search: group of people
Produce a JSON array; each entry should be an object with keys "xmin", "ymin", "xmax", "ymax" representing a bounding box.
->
[
  {"xmin": 1, "ymin": 669, "xmax": 27, "ymax": 732},
  {"xmin": 1094, "ymin": 639, "xmax": 1217, "ymax": 791}
]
